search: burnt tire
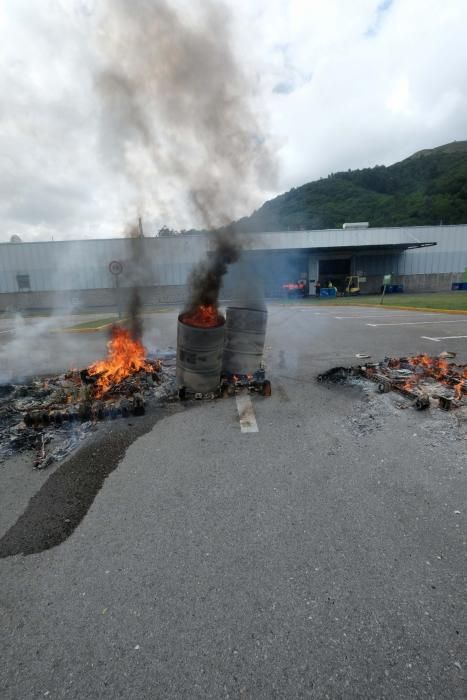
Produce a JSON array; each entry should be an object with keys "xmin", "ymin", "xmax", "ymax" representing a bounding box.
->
[{"xmin": 261, "ymin": 380, "xmax": 272, "ymax": 397}]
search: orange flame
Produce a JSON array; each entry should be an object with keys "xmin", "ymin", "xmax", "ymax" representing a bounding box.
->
[
  {"xmin": 180, "ymin": 305, "xmax": 224, "ymax": 328},
  {"xmin": 88, "ymin": 326, "xmax": 152, "ymax": 397},
  {"xmin": 395, "ymin": 354, "xmax": 466, "ymax": 401}
]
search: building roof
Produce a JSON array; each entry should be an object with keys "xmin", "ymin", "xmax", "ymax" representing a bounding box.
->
[
  {"xmin": 0, "ymin": 222, "xmax": 460, "ymax": 249},
  {"xmin": 237, "ymin": 227, "xmax": 437, "ymax": 253}
]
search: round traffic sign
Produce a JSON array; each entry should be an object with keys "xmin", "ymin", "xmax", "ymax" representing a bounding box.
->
[{"xmin": 109, "ymin": 260, "xmax": 123, "ymax": 276}]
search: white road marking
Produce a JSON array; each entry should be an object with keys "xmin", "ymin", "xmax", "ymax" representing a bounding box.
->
[
  {"xmin": 236, "ymin": 394, "xmax": 258, "ymax": 433},
  {"xmin": 366, "ymin": 320, "xmax": 467, "ymax": 327},
  {"xmin": 421, "ymin": 335, "xmax": 467, "ymax": 342},
  {"xmin": 0, "ymin": 329, "xmax": 14, "ymax": 335},
  {"xmin": 334, "ymin": 312, "xmax": 432, "ymax": 321}
]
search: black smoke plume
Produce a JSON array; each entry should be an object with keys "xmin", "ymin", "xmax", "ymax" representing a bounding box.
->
[
  {"xmin": 184, "ymin": 229, "xmax": 240, "ymax": 315},
  {"xmin": 128, "ymin": 288, "xmax": 143, "ymax": 341}
]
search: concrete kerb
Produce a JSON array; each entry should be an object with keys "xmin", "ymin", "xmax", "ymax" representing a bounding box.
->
[
  {"xmin": 55, "ymin": 319, "xmax": 127, "ymax": 334},
  {"xmin": 55, "ymin": 307, "xmax": 175, "ymax": 333},
  {"xmin": 352, "ymin": 304, "xmax": 467, "ymax": 315},
  {"xmin": 276, "ymin": 302, "xmax": 467, "ymax": 315}
]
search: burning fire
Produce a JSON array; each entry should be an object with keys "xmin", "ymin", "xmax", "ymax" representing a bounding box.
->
[
  {"xmin": 386, "ymin": 354, "xmax": 467, "ymax": 401},
  {"xmin": 88, "ymin": 325, "xmax": 154, "ymax": 397},
  {"xmin": 180, "ymin": 304, "xmax": 224, "ymax": 328}
]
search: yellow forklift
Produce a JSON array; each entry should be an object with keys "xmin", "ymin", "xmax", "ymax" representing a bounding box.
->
[{"xmin": 344, "ymin": 275, "xmax": 361, "ymax": 295}]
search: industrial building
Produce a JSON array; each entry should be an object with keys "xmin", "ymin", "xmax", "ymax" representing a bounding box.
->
[{"xmin": 0, "ymin": 224, "xmax": 466, "ymax": 310}]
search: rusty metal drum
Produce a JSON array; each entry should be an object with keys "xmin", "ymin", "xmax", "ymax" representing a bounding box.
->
[
  {"xmin": 176, "ymin": 317, "xmax": 225, "ymax": 392},
  {"xmin": 222, "ymin": 305, "xmax": 268, "ymax": 375}
]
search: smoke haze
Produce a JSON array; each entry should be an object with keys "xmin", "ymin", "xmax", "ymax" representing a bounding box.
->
[
  {"xmin": 96, "ymin": 0, "xmax": 278, "ymax": 311},
  {"xmin": 96, "ymin": 0, "xmax": 277, "ymax": 230}
]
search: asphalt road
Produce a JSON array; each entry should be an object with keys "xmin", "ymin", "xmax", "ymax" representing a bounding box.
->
[{"xmin": 1, "ymin": 305, "xmax": 466, "ymax": 699}]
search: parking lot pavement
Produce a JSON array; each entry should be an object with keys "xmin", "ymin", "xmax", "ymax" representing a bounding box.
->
[
  {"xmin": 275, "ymin": 305, "xmax": 467, "ymax": 364},
  {"xmin": 0, "ymin": 305, "xmax": 466, "ymax": 699},
  {"xmin": 1, "ymin": 305, "xmax": 466, "ymax": 378}
]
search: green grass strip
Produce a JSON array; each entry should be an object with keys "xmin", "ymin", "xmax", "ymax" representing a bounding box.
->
[{"xmin": 280, "ymin": 292, "xmax": 467, "ymax": 311}]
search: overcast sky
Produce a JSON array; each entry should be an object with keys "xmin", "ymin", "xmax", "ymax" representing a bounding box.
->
[{"xmin": 1, "ymin": 0, "xmax": 466, "ymax": 241}]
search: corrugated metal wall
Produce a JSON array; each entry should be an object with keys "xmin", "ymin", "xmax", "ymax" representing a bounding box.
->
[
  {"xmin": 0, "ymin": 225, "xmax": 466, "ymax": 292},
  {"xmin": 0, "ymin": 236, "xmax": 208, "ymax": 293},
  {"xmin": 352, "ymin": 227, "xmax": 467, "ymax": 276}
]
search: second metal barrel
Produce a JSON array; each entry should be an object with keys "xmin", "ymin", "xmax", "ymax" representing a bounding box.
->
[
  {"xmin": 176, "ymin": 317, "xmax": 225, "ymax": 392},
  {"xmin": 222, "ymin": 305, "xmax": 268, "ymax": 375}
]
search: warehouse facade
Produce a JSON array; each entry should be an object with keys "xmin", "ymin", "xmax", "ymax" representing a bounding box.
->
[{"xmin": 0, "ymin": 224, "xmax": 466, "ymax": 310}]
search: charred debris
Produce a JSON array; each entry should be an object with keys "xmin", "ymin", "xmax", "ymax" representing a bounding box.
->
[
  {"xmin": 318, "ymin": 354, "xmax": 467, "ymax": 412},
  {"xmin": 0, "ymin": 327, "xmax": 176, "ymax": 469}
]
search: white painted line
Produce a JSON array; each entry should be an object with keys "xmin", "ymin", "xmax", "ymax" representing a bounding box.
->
[
  {"xmin": 0, "ymin": 329, "xmax": 14, "ymax": 335},
  {"xmin": 367, "ymin": 320, "xmax": 467, "ymax": 327},
  {"xmin": 236, "ymin": 394, "xmax": 259, "ymax": 433},
  {"xmin": 421, "ymin": 335, "xmax": 467, "ymax": 342},
  {"xmin": 334, "ymin": 313, "xmax": 436, "ymax": 320}
]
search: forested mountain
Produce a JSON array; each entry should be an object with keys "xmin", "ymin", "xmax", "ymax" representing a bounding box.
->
[{"xmin": 233, "ymin": 141, "xmax": 467, "ymax": 232}]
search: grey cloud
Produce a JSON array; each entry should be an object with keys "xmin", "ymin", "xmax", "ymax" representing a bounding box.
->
[
  {"xmin": 365, "ymin": 0, "xmax": 394, "ymax": 37},
  {"xmin": 271, "ymin": 42, "xmax": 312, "ymax": 96},
  {"xmin": 273, "ymin": 81, "xmax": 297, "ymax": 95},
  {"xmin": 273, "ymin": 73, "xmax": 312, "ymax": 95}
]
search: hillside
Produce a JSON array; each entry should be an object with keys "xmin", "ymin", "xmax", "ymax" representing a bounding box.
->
[{"xmin": 233, "ymin": 141, "xmax": 467, "ymax": 232}]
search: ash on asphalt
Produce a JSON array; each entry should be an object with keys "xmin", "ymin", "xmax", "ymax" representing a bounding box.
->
[{"xmin": 0, "ymin": 404, "xmax": 184, "ymax": 558}]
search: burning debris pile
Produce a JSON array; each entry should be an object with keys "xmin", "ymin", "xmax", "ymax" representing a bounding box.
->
[
  {"xmin": 86, "ymin": 325, "xmax": 155, "ymax": 397},
  {"xmin": 0, "ymin": 326, "xmax": 176, "ymax": 468},
  {"xmin": 318, "ymin": 353, "xmax": 467, "ymax": 412}
]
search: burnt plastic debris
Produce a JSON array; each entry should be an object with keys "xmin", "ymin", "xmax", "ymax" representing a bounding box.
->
[
  {"xmin": 317, "ymin": 355, "xmax": 466, "ymax": 412},
  {"xmin": 0, "ymin": 357, "xmax": 177, "ymax": 467},
  {"xmin": 317, "ymin": 367, "xmax": 351, "ymax": 383}
]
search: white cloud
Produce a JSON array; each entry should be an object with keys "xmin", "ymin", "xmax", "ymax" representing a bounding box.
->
[
  {"xmin": 0, "ymin": 0, "xmax": 466, "ymax": 241},
  {"xmin": 256, "ymin": 0, "xmax": 467, "ymax": 187},
  {"xmin": 386, "ymin": 77, "xmax": 411, "ymax": 114}
]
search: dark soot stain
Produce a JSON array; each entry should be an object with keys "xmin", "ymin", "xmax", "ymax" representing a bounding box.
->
[{"xmin": 0, "ymin": 406, "xmax": 178, "ymax": 558}]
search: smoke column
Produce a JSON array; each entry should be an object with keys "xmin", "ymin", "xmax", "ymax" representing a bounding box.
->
[
  {"xmin": 183, "ymin": 229, "xmax": 240, "ymax": 316},
  {"xmin": 96, "ymin": 0, "xmax": 277, "ymax": 312},
  {"xmin": 96, "ymin": 0, "xmax": 276, "ymax": 230}
]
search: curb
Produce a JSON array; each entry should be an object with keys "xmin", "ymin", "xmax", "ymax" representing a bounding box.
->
[
  {"xmin": 324, "ymin": 303, "xmax": 467, "ymax": 315},
  {"xmin": 57, "ymin": 319, "xmax": 127, "ymax": 334},
  {"xmin": 276, "ymin": 302, "xmax": 467, "ymax": 315}
]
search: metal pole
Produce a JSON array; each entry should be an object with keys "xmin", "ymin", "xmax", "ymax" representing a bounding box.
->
[{"xmin": 115, "ymin": 275, "xmax": 122, "ymax": 319}]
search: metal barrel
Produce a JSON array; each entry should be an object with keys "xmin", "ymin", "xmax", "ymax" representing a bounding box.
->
[
  {"xmin": 176, "ymin": 317, "xmax": 225, "ymax": 392},
  {"xmin": 222, "ymin": 305, "xmax": 268, "ymax": 375}
]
